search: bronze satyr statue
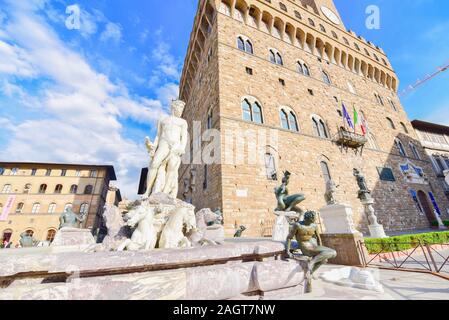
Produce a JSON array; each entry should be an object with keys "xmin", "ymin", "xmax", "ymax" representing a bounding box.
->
[
  {"xmin": 275, "ymin": 171, "xmax": 305, "ymax": 214},
  {"xmin": 286, "ymin": 211, "xmax": 337, "ymax": 292},
  {"xmin": 234, "ymin": 225, "xmax": 246, "ymax": 238}
]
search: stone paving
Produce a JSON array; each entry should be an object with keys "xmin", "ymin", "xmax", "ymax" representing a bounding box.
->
[{"xmin": 261, "ymin": 265, "xmax": 449, "ymax": 300}]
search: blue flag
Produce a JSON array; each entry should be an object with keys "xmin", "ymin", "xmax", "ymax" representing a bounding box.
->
[{"xmin": 342, "ymin": 103, "xmax": 354, "ymax": 129}]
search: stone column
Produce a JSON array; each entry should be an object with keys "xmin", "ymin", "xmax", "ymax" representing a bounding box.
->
[{"xmin": 361, "ymin": 197, "xmax": 388, "ymax": 239}]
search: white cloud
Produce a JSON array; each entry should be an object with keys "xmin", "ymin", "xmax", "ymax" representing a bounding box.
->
[
  {"xmin": 100, "ymin": 22, "xmax": 122, "ymax": 44},
  {"xmin": 0, "ymin": 1, "xmax": 168, "ymax": 198},
  {"xmin": 0, "ymin": 41, "xmax": 36, "ymax": 77}
]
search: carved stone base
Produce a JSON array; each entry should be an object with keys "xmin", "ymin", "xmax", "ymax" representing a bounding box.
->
[
  {"xmin": 51, "ymin": 228, "xmax": 96, "ymax": 247},
  {"xmin": 368, "ymin": 224, "xmax": 388, "ymax": 239},
  {"xmin": 320, "ymin": 204, "xmax": 359, "ymax": 235},
  {"xmin": 321, "ymin": 233, "xmax": 368, "ymax": 266}
]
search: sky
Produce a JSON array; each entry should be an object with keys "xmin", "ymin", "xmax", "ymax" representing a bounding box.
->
[{"xmin": 0, "ymin": 0, "xmax": 448, "ymax": 199}]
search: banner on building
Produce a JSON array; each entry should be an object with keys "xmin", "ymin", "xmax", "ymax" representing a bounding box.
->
[{"xmin": 0, "ymin": 195, "xmax": 16, "ymax": 221}]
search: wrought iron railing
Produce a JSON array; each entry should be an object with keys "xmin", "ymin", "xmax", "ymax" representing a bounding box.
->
[{"xmin": 359, "ymin": 240, "xmax": 449, "ymax": 279}]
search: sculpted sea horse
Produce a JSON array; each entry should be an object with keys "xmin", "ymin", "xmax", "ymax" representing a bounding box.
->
[{"xmin": 275, "ymin": 171, "xmax": 306, "ymax": 214}]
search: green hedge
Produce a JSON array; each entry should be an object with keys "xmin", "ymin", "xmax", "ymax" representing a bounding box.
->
[{"xmin": 364, "ymin": 231, "xmax": 449, "ymax": 254}]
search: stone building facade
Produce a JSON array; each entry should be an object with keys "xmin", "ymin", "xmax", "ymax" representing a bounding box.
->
[
  {"xmin": 412, "ymin": 120, "xmax": 449, "ymax": 202},
  {"xmin": 178, "ymin": 0, "xmax": 449, "ymax": 236},
  {"xmin": 0, "ymin": 162, "xmax": 119, "ymax": 245}
]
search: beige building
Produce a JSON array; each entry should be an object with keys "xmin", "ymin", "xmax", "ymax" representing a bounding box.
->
[
  {"xmin": 178, "ymin": 0, "xmax": 449, "ymax": 236},
  {"xmin": 0, "ymin": 162, "xmax": 119, "ymax": 245},
  {"xmin": 412, "ymin": 120, "xmax": 449, "ymax": 202}
]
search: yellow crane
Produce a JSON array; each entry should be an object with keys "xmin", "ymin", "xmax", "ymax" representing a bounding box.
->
[{"xmin": 399, "ymin": 61, "xmax": 449, "ymax": 97}]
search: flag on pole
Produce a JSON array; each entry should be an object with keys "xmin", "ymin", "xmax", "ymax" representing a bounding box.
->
[
  {"xmin": 342, "ymin": 103, "xmax": 354, "ymax": 129},
  {"xmin": 353, "ymin": 106, "xmax": 359, "ymax": 126},
  {"xmin": 360, "ymin": 114, "xmax": 370, "ymax": 136}
]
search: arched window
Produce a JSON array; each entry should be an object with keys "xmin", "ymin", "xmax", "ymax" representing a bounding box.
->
[
  {"xmin": 280, "ymin": 110, "xmax": 289, "ymax": 130},
  {"xmin": 237, "ymin": 36, "xmax": 245, "ymax": 51},
  {"xmin": 64, "ymin": 203, "xmax": 73, "ymax": 212},
  {"xmin": 54, "ymin": 184, "xmax": 63, "ymax": 194},
  {"xmin": 312, "ymin": 116, "xmax": 329, "ymax": 138},
  {"xmin": 322, "ymin": 71, "xmax": 331, "ymax": 85},
  {"xmin": 388, "ymin": 98, "xmax": 397, "ymax": 112},
  {"xmin": 38, "ymin": 184, "xmax": 47, "ymax": 194},
  {"xmin": 276, "ymin": 52, "xmax": 283, "ymax": 66},
  {"xmin": 269, "ymin": 50, "xmax": 276, "ymax": 64},
  {"xmin": 264, "ymin": 153, "xmax": 277, "ymax": 180},
  {"xmin": 280, "ymin": 109, "xmax": 299, "ymax": 132},
  {"xmin": 294, "ymin": 10, "xmax": 302, "ymax": 20},
  {"xmin": 279, "ymin": 2, "xmax": 287, "ymax": 11},
  {"xmin": 84, "ymin": 185, "xmax": 94, "ymax": 195},
  {"xmin": 46, "ymin": 229, "xmax": 57, "ymax": 242},
  {"xmin": 241, "ymin": 98, "xmax": 263, "ymax": 124},
  {"xmin": 15, "ymin": 203, "xmax": 24, "ymax": 214},
  {"xmin": 70, "ymin": 184, "xmax": 78, "ymax": 194},
  {"xmin": 354, "ymin": 43, "xmax": 360, "ymax": 51},
  {"xmin": 48, "ymin": 203, "xmax": 57, "ymax": 214},
  {"xmin": 410, "ymin": 143, "xmax": 421, "ymax": 160},
  {"xmin": 303, "ymin": 63, "xmax": 310, "ymax": 76},
  {"xmin": 23, "ymin": 184, "xmax": 32, "ymax": 194},
  {"xmin": 2, "ymin": 229, "xmax": 12, "ymax": 243},
  {"xmin": 245, "ymin": 40, "xmax": 253, "ymax": 54},
  {"xmin": 343, "ymin": 37, "xmax": 349, "ymax": 45},
  {"xmin": 318, "ymin": 120, "xmax": 329, "ymax": 138},
  {"xmin": 364, "ymin": 48, "xmax": 370, "ymax": 56},
  {"xmin": 297, "ymin": 62, "xmax": 303, "ymax": 75},
  {"xmin": 319, "ymin": 24, "xmax": 326, "ymax": 32},
  {"xmin": 80, "ymin": 203, "xmax": 89, "ymax": 215},
  {"xmin": 252, "ymin": 102, "xmax": 263, "ymax": 123},
  {"xmin": 331, "ymin": 31, "xmax": 338, "ymax": 39},
  {"xmin": 31, "ymin": 203, "xmax": 41, "ymax": 214},
  {"xmin": 288, "ymin": 112, "xmax": 299, "ymax": 132},
  {"xmin": 400, "ymin": 122, "xmax": 409, "ymax": 134},
  {"xmin": 308, "ymin": 18, "xmax": 315, "ymax": 27},
  {"xmin": 386, "ymin": 117, "xmax": 395, "ymax": 129},
  {"xmin": 320, "ymin": 161, "xmax": 332, "ymax": 183},
  {"xmin": 2, "ymin": 184, "xmax": 12, "ymax": 194},
  {"xmin": 395, "ymin": 139, "xmax": 407, "ymax": 157}
]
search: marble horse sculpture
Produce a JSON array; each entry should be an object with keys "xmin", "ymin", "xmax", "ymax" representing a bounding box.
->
[
  {"xmin": 118, "ymin": 205, "xmax": 157, "ymax": 251},
  {"xmin": 275, "ymin": 171, "xmax": 306, "ymax": 214},
  {"xmin": 159, "ymin": 206, "xmax": 196, "ymax": 249}
]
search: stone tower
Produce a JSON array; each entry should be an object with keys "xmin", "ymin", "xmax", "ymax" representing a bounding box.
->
[{"xmin": 178, "ymin": 0, "xmax": 449, "ymax": 237}]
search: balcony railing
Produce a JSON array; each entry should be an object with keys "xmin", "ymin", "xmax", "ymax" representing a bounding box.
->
[{"xmin": 334, "ymin": 129, "xmax": 368, "ymax": 150}]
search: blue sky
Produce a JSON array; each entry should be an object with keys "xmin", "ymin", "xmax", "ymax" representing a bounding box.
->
[{"xmin": 0, "ymin": 0, "xmax": 448, "ymax": 198}]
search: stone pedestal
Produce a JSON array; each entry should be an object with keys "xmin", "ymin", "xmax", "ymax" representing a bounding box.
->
[
  {"xmin": 320, "ymin": 204, "xmax": 359, "ymax": 235},
  {"xmin": 51, "ymin": 228, "xmax": 95, "ymax": 247},
  {"xmin": 321, "ymin": 233, "xmax": 368, "ymax": 266},
  {"xmin": 361, "ymin": 198, "xmax": 388, "ymax": 239}
]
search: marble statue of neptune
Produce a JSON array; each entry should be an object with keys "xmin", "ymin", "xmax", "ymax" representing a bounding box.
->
[{"xmin": 143, "ymin": 100, "xmax": 188, "ymax": 199}]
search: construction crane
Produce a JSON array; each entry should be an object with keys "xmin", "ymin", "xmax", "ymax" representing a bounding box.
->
[{"xmin": 399, "ymin": 61, "xmax": 449, "ymax": 97}]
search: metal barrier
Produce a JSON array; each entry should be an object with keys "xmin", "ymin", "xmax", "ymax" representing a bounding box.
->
[{"xmin": 358, "ymin": 240, "xmax": 449, "ymax": 280}]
